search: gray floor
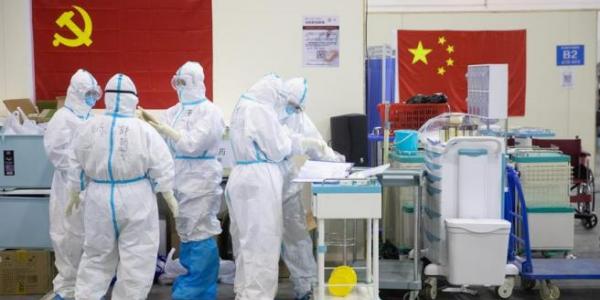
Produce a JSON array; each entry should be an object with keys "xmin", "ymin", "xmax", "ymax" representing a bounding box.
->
[{"xmin": 4, "ymin": 142, "xmax": 600, "ymax": 300}]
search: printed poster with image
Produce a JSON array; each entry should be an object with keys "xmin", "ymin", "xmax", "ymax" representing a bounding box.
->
[{"xmin": 303, "ymin": 16, "xmax": 339, "ymax": 67}]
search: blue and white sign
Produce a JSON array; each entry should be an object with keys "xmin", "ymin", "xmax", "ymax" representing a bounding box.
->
[{"xmin": 556, "ymin": 45, "xmax": 584, "ymax": 66}]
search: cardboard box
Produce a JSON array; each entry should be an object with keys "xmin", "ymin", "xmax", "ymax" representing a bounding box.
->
[
  {"xmin": 1, "ymin": 99, "xmax": 56, "ymax": 123},
  {"xmin": 0, "ymin": 250, "xmax": 55, "ymax": 295}
]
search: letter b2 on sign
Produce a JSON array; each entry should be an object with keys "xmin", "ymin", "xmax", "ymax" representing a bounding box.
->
[{"xmin": 556, "ymin": 45, "xmax": 584, "ymax": 66}]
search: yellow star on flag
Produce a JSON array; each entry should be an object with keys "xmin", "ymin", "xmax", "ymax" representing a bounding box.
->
[
  {"xmin": 408, "ymin": 41, "xmax": 432, "ymax": 65},
  {"xmin": 437, "ymin": 66, "xmax": 446, "ymax": 76},
  {"xmin": 438, "ymin": 36, "xmax": 446, "ymax": 45},
  {"xmin": 446, "ymin": 45, "xmax": 454, "ymax": 54},
  {"xmin": 446, "ymin": 58, "xmax": 454, "ymax": 67}
]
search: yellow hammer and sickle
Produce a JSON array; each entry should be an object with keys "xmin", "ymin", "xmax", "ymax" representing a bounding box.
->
[{"xmin": 52, "ymin": 5, "xmax": 93, "ymax": 47}]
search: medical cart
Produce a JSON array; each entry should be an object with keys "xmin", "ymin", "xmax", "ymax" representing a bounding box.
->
[
  {"xmin": 378, "ymin": 169, "xmax": 423, "ymax": 300},
  {"xmin": 0, "ymin": 134, "xmax": 54, "ymax": 249},
  {"xmin": 383, "ymin": 152, "xmax": 424, "ymax": 253},
  {"xmin": 505, "ymin": 166, "xmax": 600, "ymax": 300},
  {"xmin": 312, "ymin": 181, "xmax": 381, "ymax": 300}
]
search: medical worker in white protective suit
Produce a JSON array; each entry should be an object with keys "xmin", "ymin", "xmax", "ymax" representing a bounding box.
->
[
  {"xmin": 142, "ymin": 61, "xmax": 224, "ymax": 300},
  {"xmin": 66, "ymin": 73, "xmax": 179, "ymax": 300},
  {"xmin": 43, "ymin": 69, "xmax": 100, "ymax": 300},
  {"xmin": 225, "ymin": 74, "xmax": 326, "ymax": 300},
  {"xmin": 280, "ymin": 78, "xmax": 344, "ymax": 300}
]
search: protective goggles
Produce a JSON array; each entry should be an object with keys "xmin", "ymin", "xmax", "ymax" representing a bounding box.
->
[
  {"xmin": 285, "ymin": 102, "xmax": 302, "ymax": 115},
  {"xmin": 170, "ymin": 74, "xmax": 194, "ymax": 90},
  {"xmin": 82, "ymin": 85, "xmax": 102, "ymax": 100},
  {"xmin": 76, "ymin": 85, "xmax": 102, "ymax": 101}
]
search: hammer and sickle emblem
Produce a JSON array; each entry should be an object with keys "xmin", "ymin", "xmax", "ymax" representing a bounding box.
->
[{"xmin": 52, "ymin": 5, "xmax": 93, "ymax": 48}]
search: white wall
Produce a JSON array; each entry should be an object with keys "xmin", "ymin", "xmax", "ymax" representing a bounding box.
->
[
  {"xmin": 368, "ymin": 10, "xmax": 598, "ymax": 164},
  {"xmin": 212, "ymin": 0, "xmax": 365, "ymax": 139},
  {"xmin": 0, "ymin": 0, "xmax": 34, "ymax": 117}
]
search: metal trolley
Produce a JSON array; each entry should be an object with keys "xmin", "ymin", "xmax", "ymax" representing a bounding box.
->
[
  {"xmin": 505, "ymin": 166, "xmax": 600, "ymax": 300},
  {"xmin": 378, "ymin": 169, "xmax": 423, "ymax": 300},
  {"xmin": 310, "ymin": 169, "xmax": 422, "ymax": 300}
]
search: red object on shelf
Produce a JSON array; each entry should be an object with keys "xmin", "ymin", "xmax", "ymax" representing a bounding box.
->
[{"xmin": 377, "ymin": 103, "xmax": 450, "ymax": 132}]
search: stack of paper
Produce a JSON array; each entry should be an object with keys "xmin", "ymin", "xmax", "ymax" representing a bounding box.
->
[{"xmin": 293, "ymin": 161, "xmax": 353, "ymax": 182}]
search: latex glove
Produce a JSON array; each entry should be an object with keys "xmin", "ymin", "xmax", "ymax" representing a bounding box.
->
[
  {"xmin": 139, "ymin": 106, "xmax": 160, "ymax": 124},
  {"xmin": 149, "ymin": 120, "xmax": 182, "ymax": 142},
  {"xmin": 161, "ymin": 190, "xmax": 179, "ymax": 218},
  {"xmin": 301, "ymin": 137, "xmax": 327, "ymax": 154},
  {"xmin": 65, "ymin": 190, "xmax": 81, "ymax": 217},
  {"xmin": 135, "ymin": 109, "xmax": 144, "ymax": 120}
]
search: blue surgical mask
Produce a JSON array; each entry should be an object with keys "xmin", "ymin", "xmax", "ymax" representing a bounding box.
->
[
  {"xmin": 285, "ymin": 105, "xmax": 296, "ymax": 115},
  {"xmin": 85, "ymin": 95, "xmax": 97, "ymax": 107}
]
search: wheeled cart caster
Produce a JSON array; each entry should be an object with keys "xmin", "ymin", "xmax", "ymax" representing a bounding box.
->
[
  {"xmin": 539, "ymin": 280, "xmax": 560, "ymax": 300},
  {"xmin": 496, "ymin": 276, "xmax": 515, "ymax": 299},
  {"xmin": 421, "ymin": 277, "xmax": 438, "ymax": 300}
]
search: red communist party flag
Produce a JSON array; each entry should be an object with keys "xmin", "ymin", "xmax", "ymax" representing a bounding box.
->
[
  {"xmin": 397, "ymin": 30, "xmax": 526, "ymax": 116},
  {"xmin": 33, "ymin": 0, "xmax": 212, "ymax": 108}
]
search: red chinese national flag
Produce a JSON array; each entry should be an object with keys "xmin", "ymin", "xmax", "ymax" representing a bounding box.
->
[
  {"xmin": 397, "ymin": 30, "xmax": 526, "ymax": 116},
  {"xmin": 33, "ymin": 0, "xmax": 212, "ymax": 108}
]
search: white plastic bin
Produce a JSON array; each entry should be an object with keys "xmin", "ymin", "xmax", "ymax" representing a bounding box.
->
[
  {"xmin": 446, "ymin": 218, "xmax": 510, "ymax": 286},
  {"xmin": 527, "ymin": 206, "xmax": 574, "ymax": 250}
]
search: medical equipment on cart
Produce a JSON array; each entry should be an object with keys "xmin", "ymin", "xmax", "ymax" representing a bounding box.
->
[{"xmin": 511, "ymin": 150, "xmax": 574, "ymax": 252}]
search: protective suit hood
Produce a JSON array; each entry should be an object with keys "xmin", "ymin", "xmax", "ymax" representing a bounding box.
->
[
  {"xmin": 104, "ymin": 73, "xmax": 138, "ymax": 117},
  {"xmin": 243, "ymin": 74, "xmax": 288, "ymax": 112},
  {"xmin": 173, "ymin": 61, "xmax": 207, "ymax": 104},
  {"xmin": 65, "ymin": 69, "xmax": 100, "ymax": 119},
  {"xmin": 284, "ymin": 77, "xmax": 308, "ymax": 108}
]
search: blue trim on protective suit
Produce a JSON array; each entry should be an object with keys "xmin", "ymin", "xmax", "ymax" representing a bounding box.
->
[
  {"xmin": 234, "ymin": 142, "xmax": 270, "ymax": 165},
  {"xmin": 104, "ymin": 112, "xmax": 133, "ymax": 118},
  {"xmin": 180, "ymin": 98, "xmax": 206, "ymax": 106},
  {"xmin": 107, "ymin": 74, "xmax": 123, "ymax": 239},
  {"xmin": 172, "ymin": 238, "xmax": 219, "ymax": 300},
  {"xmin": 175, "ymin": 150, "xmax": 215, "ymax": 160},
  {"xmin": 299, "ymin": 78, "xmax": 308, "ymax": 106},
  {"xmin": 79, "ymin": 170, "xmax": 86, "ymax": 191},
  {"xmin": 91, "ymin": 175, "xmax": 147, "ymax": 185},
  {"xmin": 64, "ymin": 105, "xmax": 90, "ymax": 120}
]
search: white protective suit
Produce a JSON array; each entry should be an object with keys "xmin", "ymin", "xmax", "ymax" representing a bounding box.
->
[
  {"xmin": 67, "ymin": 74, "xmax": 175, "ymax": 300},
  {"xmin": 225, "ymin": 74, "xmax": 303, "ymax": 300},
  {"xmin": 161, "ymin": 61, "xmax": 224, "ymax": 300},
  {"xmin": 280, "ymin": 78, "xmax": 342, "ymax": 299},
  {"xmin": 164, "ymin": 61, "xmax": 224, "ymax": 243},
  {"xmin": 43, "ymin": 69, "xmax": 99, "ymax": 300}
]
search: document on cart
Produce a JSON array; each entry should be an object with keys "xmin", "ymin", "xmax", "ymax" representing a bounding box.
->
[{"xmin": 293, "ymin": 160, "xmax": 353, "ymax": 183}]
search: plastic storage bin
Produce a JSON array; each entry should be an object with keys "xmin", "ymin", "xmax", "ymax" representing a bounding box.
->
[
  {"xmin": 527, "ymin": 206, "xmax": 574, "ymax": 250},
  {"xmin": 445, "ymin": 218, "xmax": 511, "ymax": 286}
]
